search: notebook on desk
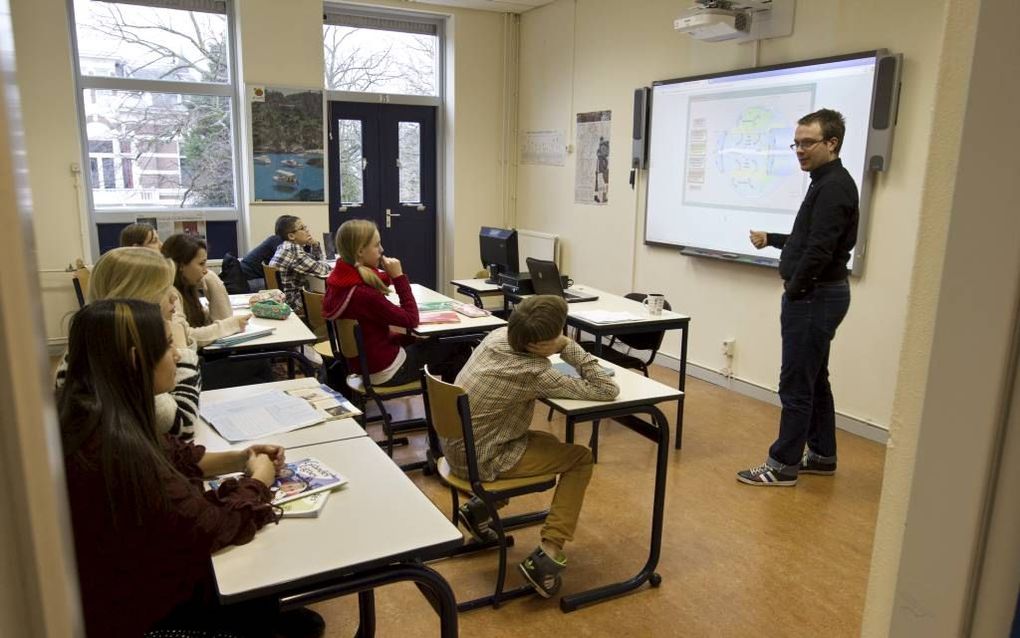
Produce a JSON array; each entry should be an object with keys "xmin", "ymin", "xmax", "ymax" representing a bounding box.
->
[{"xmin": 525, "ymin": 258, "xmax": 598, "ymax": 303}]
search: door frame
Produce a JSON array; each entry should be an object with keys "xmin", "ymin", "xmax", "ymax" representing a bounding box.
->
[{"xmin": 325, "ymin": 87, "xmax": 447, "ymax": 290}]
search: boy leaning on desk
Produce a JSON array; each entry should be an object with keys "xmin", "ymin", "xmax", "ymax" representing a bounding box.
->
[{"xmin": 439, "ymin": 295, "xmax": 619, "ymax": 598}]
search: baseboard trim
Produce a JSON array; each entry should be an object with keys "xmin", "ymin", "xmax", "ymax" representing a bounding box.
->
[{"xmin": 655, "ymin": 352, "xmax": 889, "ymax": 445}]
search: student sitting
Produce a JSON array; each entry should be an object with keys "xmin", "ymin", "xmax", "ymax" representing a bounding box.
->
[
  {"xmin": 162, "ymin": 233, "xmax": 249, "ymax": 348},
  {"xmin": 241, "ymin": 225, "xmax": 284, "ymax": 283},
  {"xmin": 59, "ymin": 299, "xmax": 323, "ymax": 638},
  {"xmin": 269, "ymin": 215, "xmax": 331, "ymax": 317},
  {"xmin": 119, "ymin": 221, "xmax": 163, "ymax": 251},
  {"xmin": 442, "ymin": 295, "xmax": 619, "ymax": 598},
  {"xmin": 322, "ymin": 219, "xmax": 468, "ymax": 385},
  {"xmin": 54, "ymin": 247, "xmax": 200, "ymax": 440}
]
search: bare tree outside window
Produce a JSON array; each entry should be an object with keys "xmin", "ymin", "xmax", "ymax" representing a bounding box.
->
[
  {"xmin": 323, "ymin": 25, "xmax": 437, "ymax": 95},
  {"xmin": 74, "ymin": 0, "xmax": 236, "ymax": 209}
]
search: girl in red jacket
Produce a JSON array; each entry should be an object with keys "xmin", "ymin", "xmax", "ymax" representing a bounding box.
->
[{"xmin": 323, "ymin": 219, "xmax": 467, "ymax": 385}]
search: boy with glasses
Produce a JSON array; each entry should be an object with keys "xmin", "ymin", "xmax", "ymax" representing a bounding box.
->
[
  {"xmin": 269, "ymin": 215, "xmax": 330, "ymax": 317},
  {"xmin": 741, "ymin": 108, "xmax": 859, "ymax": 486}
]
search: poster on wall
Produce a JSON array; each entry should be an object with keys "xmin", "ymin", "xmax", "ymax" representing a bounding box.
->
[
  {"xmin": 574, "ymin": 110, "xmax": 611, "ymax": 205},
  {"xmin": 250, "ymin": 86, "xmax": 325, "ymax": 203},
  {"xmin": 521, "ymin": 130, "xmax": 566, "ymax": 166}
]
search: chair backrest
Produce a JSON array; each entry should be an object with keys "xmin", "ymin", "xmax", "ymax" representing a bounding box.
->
[
  {"xmin": 334, "ymin": 318, "xmax": 360, "ymax": 360},
  {"xmin": 618, "ymin": 292, "xmax": 672, "ymax": 353},
  {"xmin": 302, "ymin": 289, "xmax": 326, "ymax": 339},
  {"xmin": 72, "ymin": 264, "xmax": 90, "ymax": 308},
  {"xmin": 421, "ymin": 366, "xmax": 484, "ymax": 483},
  {"xmin": 262, "ymin": 263, "xmax": 280, "ymax": 290}
]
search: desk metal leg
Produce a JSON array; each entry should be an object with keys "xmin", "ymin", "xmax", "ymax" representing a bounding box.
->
[
  {"xmin": 356, "ymin": 590, "xmax": 375, "ymax": 638},
  {"xmin": 559, "ymin": 405, "xmax": 670, "ymax": 613},
  {"xmin": 280, "ymin": 563, "xmax": 458, "ymax": 638},
  {"xmin": 676, "ymin": 322, "xmax": 689, "ymax": 449}
]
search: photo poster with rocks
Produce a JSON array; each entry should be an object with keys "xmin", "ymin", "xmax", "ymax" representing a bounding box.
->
[
  {"xmin": 574, "ymin": 110, "xmax": 612, "ymax": 205},
  {"xmin": 250, "ymin": 86, "xmax": 325, "ymax": 203}
]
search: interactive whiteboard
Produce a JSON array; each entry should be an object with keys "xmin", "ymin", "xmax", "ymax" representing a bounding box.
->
[{"xmin": 644, "ymin": 51, "xmax": 899, "ymax": 271}]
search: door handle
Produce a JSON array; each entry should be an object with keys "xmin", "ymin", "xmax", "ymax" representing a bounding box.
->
[
  {"xmin": 385, "ymin": 208, "xmax": 401, "ymax": 228},
  {"xmin": 416, "ymin": 204, "xmax": 426, "ymax": 212},
  {"xmin": 339, "ymin": 205, "xmax": 348, "ymax": 213}
]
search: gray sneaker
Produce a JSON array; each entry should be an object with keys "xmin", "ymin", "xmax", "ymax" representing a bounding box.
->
[
  {"xmin": 518, "ymin": 546, "xmax": 565, "ymax": 598},
  {"xmin": 457, "ymin": 497, "xmax": 498, "ymax": 543}
]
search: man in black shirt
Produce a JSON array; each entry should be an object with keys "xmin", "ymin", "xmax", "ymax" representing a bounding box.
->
[{"xmin": 738, "ymin": 109, "xmax": 858, "ymax": 487}]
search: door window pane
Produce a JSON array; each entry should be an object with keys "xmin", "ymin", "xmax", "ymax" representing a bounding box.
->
[
  {"xmin": 323, "ymin": 26, "xmax": 437, "ymax": 96},
  {"xmin": 397, "ymin": 121, "xmax": 421, "ymax": 204},
  {"xmin": 337, "ymin": 119, "xmax": 363, "ymax": 205},
  {"xmin": 83, "ymin": 89, "xmax": 235, "ymax": 208},
  {"xmin": 74, "ymin": 0, "xmax": 230, "ymax": 83}
]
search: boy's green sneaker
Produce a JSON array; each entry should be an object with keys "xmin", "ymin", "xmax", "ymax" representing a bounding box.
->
[
  {"xmin": 457, "ymin": 497, "xmax": 498, "ymax": 543},
  {"xmin": 519, "ymin": 546, "xmax": 566, "ymax": 598}
]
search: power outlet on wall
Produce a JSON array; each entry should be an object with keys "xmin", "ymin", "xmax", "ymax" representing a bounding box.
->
[{"xmin": 722, "ymin": 338, "xmax": 735, "ymax": 357}]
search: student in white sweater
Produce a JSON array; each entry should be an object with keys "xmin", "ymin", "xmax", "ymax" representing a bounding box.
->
[
  {"xmin": 55, "ymin": 247, "xmax": 201, "ymax": 440},
  {"xmin": 162, "ymin": 233, "xmax": 249, "ymax": 348}
]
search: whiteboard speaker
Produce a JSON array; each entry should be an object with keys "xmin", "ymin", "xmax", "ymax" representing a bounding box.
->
[
  {"xmin": 866, "ymin": 52, "xmax": 902, "ymax": 171},
  {"xmin": 632, "ymin": 87, "xmax": 650, "ymax": 169}
]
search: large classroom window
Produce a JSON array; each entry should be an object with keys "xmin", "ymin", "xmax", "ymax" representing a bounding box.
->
[
  {"xmin": 323, "ymin": 7, "xmax": 440, "ymax": 96},
  {"xmin": 70, "ymin": 0, "xmax": 241, "ymax": 256}
]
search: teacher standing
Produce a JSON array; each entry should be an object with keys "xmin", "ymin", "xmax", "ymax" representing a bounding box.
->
[{"xmin": 738, "ymin": 108, "xmax": 859, "ymax": 487}]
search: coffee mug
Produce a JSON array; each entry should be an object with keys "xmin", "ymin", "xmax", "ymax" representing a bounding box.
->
[{"xmin": 643, "ymin": 294, "xmax": 665, "ymax": 315}]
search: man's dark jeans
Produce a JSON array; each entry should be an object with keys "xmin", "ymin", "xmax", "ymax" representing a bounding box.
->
[{"xmin": 769, "ymin": 280, "xmax": 851, "ymax": 468}]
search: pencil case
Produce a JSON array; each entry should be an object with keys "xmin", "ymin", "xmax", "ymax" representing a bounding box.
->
[{"xmin": 251, "ymin": 300, "xmax": 292, "ymax": 320}]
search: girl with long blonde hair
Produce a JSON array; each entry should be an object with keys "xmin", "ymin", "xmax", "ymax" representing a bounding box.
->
[
  {"xmin": 322, "ymin": 219, "xmax": 469, "ymax": 386},
  {"xmin": 56, "ymin": 247, "xmax": 202, "ymax": 440}
]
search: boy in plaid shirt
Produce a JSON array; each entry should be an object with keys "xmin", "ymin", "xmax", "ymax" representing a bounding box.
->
[
  {"xmin": 444, "ymin": 295, "xmax": 619, "ymax": 598},
  {"xmin": 268, "ymin": 215, "xmax": 331, "ymax": 316}
]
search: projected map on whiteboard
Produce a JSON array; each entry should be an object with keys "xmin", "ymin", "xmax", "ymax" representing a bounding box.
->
[{"xmin": 683, "ymin": 85, "xmax": 815, "ymax": 214}]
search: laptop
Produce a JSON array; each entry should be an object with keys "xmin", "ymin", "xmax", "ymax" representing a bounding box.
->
[
  {"xmin": 525, "ymin": 257, "xmax": 599, "ymax": 303},
  {"xmin": 322, "ymin": 232, "xmax": 337, "ymax": 260}
]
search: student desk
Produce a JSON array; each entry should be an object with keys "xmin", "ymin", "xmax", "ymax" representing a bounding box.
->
[
  {"xmin": 194, "ymin": 378, "xmax": 365, "ymax": 452},
  {"xmin": 500, "ymin": 284, "xmax": 691, "ymax": 448},
  {"xmin": 200, "ymin": 296, "xmax": 319, "ymax": 377},
  {"xmin": 399, "ymin": 283, "xmax": 505, "ymax": 340},
  {"xmin": 542, "ymin": 355, "xmax": 681, "ymax": 613},
  {"xmin": 449, "ymin": 277, "xmax": 503, "ymax": 308},
  {"xmin": 211, "ymin": 436, "xmax": 462, "ymax": 636}
]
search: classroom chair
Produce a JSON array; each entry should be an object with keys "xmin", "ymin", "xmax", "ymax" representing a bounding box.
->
[
  {"xmin": 328, "ymin": 317, "xmax": 428, "ymax": 471},
  {"xmin": 71, "ymin": 260, "xmax": 90, "ymax": 308},
  {"xmin": 262, "ymin": 263, "xmax": 280, "ymax": 291},
  {"xmin": 422, "ymin": 366, "xmax": 556, "ymax": 612}
]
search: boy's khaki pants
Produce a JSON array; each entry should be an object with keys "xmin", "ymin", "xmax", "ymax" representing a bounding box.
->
[{"xmin": 496, "ymin": 431, "xmax": 594, "ymax": 549}]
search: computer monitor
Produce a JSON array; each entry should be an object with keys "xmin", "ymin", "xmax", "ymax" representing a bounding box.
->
[{"xmin": 479, "ymin": 226, "xmax": 519, "ymax": 284}]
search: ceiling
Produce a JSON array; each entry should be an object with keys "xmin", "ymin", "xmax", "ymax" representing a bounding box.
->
[{"xmin": 402, "ymin": 0, "xmax": 557, "ymax": 14}]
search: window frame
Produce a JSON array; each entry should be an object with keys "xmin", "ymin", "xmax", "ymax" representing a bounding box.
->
[{"xmin": 67, "ymin": 0, "xmax": 245, "ymax": 259}]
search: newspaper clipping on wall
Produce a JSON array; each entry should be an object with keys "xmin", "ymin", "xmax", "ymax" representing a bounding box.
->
[{"xmin": 574, "ymin": 110, "xmax": 612, "ymax": 205}]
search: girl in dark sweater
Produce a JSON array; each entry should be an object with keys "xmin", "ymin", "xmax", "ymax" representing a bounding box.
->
[{"xmin": 58, "ymin": 299, "xmax": 321, "ymax": 637}]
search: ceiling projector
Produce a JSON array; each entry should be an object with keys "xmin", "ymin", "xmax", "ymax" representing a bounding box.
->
[{"xmin": 673, "ymin": 7, "xmax": 749, "ymax": 41}]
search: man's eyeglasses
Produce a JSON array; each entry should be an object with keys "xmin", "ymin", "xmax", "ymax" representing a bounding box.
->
[{"xmin": 789, "ymin": 139, "xmax": 829, "ymax": 151}]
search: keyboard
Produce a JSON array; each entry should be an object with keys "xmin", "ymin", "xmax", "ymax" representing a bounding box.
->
[{"xmin": 562, "ymin": 289, "xmax": 598, "ymax": 303}]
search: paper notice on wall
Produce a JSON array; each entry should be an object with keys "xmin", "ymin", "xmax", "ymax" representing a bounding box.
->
[
  {"xmin": 521, "ymin": 130, "xmax": 566, "ymax": 166},
  {"xmin": 574, "ymin": 110, "xmax": 611, "ymax": 205}
]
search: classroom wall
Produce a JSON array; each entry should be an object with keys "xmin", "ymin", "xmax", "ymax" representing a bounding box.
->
[
  {"xmin": 516, "ymin": 0, "xmax": 952, "ymax": 430},
  {"xmin": 12, "ymin": 0, "xmax": 509, "ymax": 345}
]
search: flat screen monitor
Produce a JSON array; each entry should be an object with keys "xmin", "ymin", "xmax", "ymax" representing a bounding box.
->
[{"xmin": 479, "ymin": 227, "xmax": 519, "ymax": 284}]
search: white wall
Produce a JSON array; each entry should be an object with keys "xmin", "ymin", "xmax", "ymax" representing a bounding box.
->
[
  {"xmin": 12, "ymin": 0, "xmax": 510, "ymax": 344},
  {"xmin": 516, "ymin": 0, "xmax": 953, "ymax": 430}
]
